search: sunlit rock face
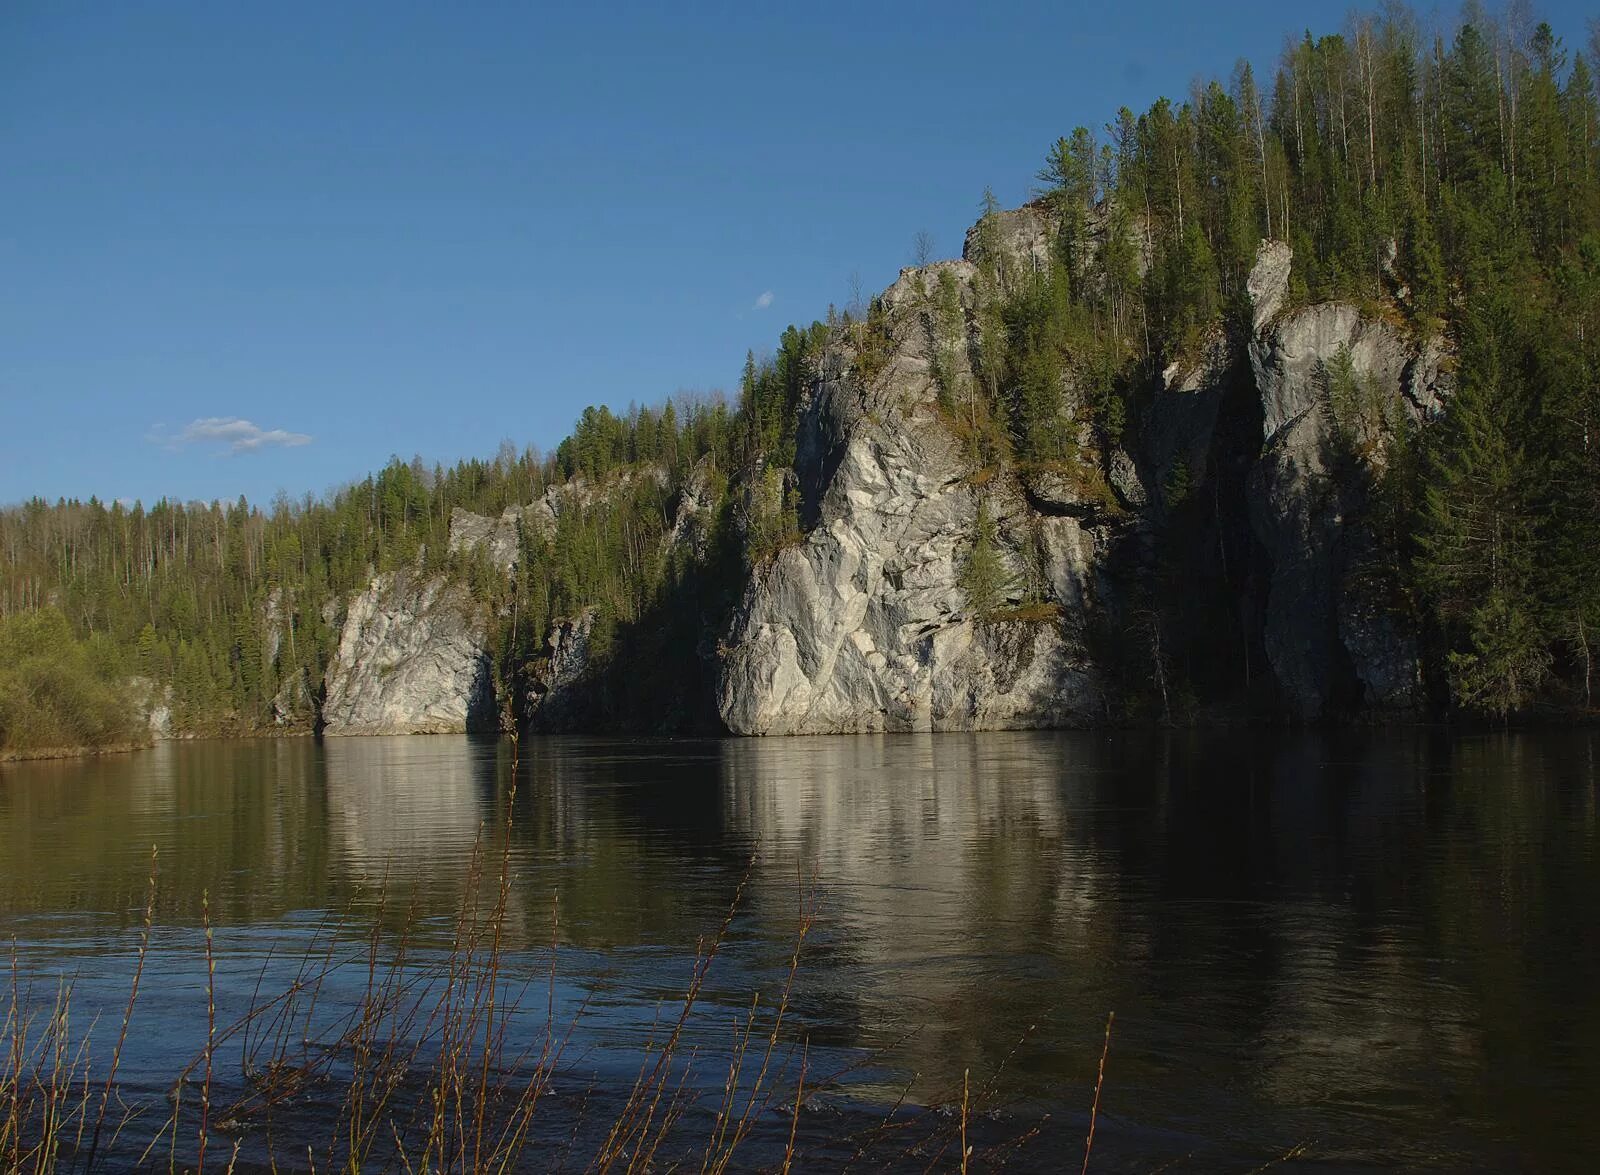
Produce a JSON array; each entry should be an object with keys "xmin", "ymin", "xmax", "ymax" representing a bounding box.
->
[
  {"xmin": 321, "ymin": 570, "xmax": 496, "ymax": 735},
  {"xmin": 447, "ymin": 506, "xmax": 524, "ymax": 573},
  {"xmin": 717, "ymin": 247, "xmax": 1107, "ymax": 735}
]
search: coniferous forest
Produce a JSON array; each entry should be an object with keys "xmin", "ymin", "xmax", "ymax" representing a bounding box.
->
[{"xmin": 4, "ymin": 3, "xmax": 1600, "ymax": 751}]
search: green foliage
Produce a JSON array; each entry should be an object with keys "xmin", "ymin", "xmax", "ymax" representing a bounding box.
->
[
  {"xmin": 744, "ymin": 464, "xmax": 802, "ymax": 564},
  {"xmin": 1322, "ymin": 344, "xmax": 1396, "ymax": 460},
  {"xmin": 959, "ymin": 502, "xmax": 1014, "ymax": 618},
  {"xmin": 1011, "ymin": 3, "xmax": 1600, "ymax": 717},
  {"xmin": 1446, "ymin": 591, "xmax": 1553, "ymax": 717},
  {"xmin": 1416, "ymin": 282, "xmax": 1552, "ymax": 714},
  {"xmin": 0, "ymin": 388, "xmax": 761, "ymax": 735},
  {"xmin": 0, "ymin": 610, "xmax": 141, "ymax": 753},
  {"xmin": 928, "ymin": 268, "xmax": 968, "ymax": 412}
]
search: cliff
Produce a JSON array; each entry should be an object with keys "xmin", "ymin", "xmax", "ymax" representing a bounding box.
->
[
  {"xmin": 1244, "ymin": 242, "xmax": 1450, "ymax": 718},
  {"xmin": 717, "ymin": 222, "xmax": 1104, "ymax": 733},
  {"xmin": 308, "ymin": 206, "xmax": 1448, "ymax": 735},
  {"xmin": 714, "ymin": 218, "xmax": 1449, "ymax": 731},
  {"xmin": 320, "ymin": 569, "xmax": 497, "ymax": 736}
]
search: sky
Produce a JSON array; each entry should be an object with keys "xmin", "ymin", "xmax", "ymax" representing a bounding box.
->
[{"xmin": 3, "ymin": 1, "xmax": 1594, "ymax": 508}]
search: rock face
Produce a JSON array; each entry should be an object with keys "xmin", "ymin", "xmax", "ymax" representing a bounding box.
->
[
  {"xmin": 1244, "ymin": 240, "xmax": 1449, "ymax": 718},
  {"xmin": 716, "ymin": 246, "xmax": 1104, "ymax": 734},
  {"xmin": 716, "ymin": 222, "xmax": 1448, "ymax": 732},
  {"xmin": 448, "ymin": 506, "xmax": 524, "ymax": 573},
  {"xmin": 321, "ymin": 571, "xmax": 496, "ymax": 735},
  {"xmin": 522, "ymin": 609, "xmax": 598, "ymax": 732},
  {"xmin": 126, "ymin": 676, "xmax": 173, "ymax": 739},
  {"xmin": 306, "ymin": 212, "xmax": 1447, "ymax": 736}
]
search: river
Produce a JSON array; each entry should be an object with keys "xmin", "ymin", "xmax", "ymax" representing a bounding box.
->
[{"xmin": 2, "ymin": 731, "xmax": 1597, "ymax": 1171}]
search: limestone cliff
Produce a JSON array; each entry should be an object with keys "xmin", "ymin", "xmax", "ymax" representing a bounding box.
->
[
  {"xmin": 716, "ymin": 232, "xmax": 1106, "ymax": 734},
  {"xmin": 1244, "ymin": 241, "xmax": 1449, "ymax": 718},
  {"xmin": 320, "ymin": 569, "xmax": 496, "ymax": 735},
  {"xmin": 716, "ymin": 217, "xmax": 1448, "ymax": 731},
  {"xmin": 312, "ymin": 210, "xmax": 1448, "ymax": 735},
  {"xmin": 521, "ymin": 609, "xmax": 599, "ymax": 732}
]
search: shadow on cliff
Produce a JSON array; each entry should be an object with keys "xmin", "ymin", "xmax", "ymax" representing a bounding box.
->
[
  {"xmin": 517, "ymin": 498, "xmax": 748, "ymax": 736},
  {"xmin": 1089, "ymin": 334, "xmax": 1280, "ymax": 723}
]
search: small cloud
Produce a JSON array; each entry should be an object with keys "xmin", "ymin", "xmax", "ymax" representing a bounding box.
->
[
  {"xmin": 753, "ymin": 290, "xmax": 774, "ymax": 311},
  {"xmin": 151, "ymin": 417, "xmax": 314, "ymax": 455}
]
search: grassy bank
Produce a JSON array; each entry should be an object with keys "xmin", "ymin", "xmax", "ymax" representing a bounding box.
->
[
  {"xmin": 0, "ymin": 741, "xmax": 148, "ymax": 764},
  {"xmin": 0, "ymin": 610, "xmax": 143, "ymax": 759}
]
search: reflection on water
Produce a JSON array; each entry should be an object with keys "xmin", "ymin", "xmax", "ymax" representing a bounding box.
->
[
  {"xmin": 323, "ymin": 736, "xmax": 491, "ymax": 874},
  {"xmin": 2, "ymin": 730, "xmax": 1598, "ymax": 1170}
]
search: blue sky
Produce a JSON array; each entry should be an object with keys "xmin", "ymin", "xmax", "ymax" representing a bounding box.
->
[{"xmin": 3, "ymin": 1, "xmax": 1594, "ymax": 508}]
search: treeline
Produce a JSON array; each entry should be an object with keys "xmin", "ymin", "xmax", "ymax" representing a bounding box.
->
[
  {"xmin": 3, "ymin": 1, "xmax": 1597, "ymax": 730},
  {"xmin": 0, "ymin": 384, "xmax": 814, "ymax": 734}
]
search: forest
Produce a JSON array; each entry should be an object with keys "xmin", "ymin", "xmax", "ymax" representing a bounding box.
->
[{"xmin": 2, "ymin": 2, "xmax": 1597, "ymax": 749}]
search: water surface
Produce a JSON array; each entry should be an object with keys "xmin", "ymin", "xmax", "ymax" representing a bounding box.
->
[{"xmin": 2, "ymin": 731, "xmax": 1597, "ymax": 1170}]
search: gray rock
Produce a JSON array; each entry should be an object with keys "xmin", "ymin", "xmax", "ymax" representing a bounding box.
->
[
  {"xmin": 263, "ymin": 588, "xmax": 286, "ymax": 668},
  {"xmin": 126, "ymin": 676, "xmax": 173, "ymax": 739},
  {"xmin": 1107, "ymin": 449, "xmax": 1148, "ymax": 509},
  {"xmin": 1247, "ymin": 239, "xmax": 1293, "ymax": 334},
  {"xmin": 448, "ymin": 506, "xmax": 524, "ymax": 573},
  {"xmin": 523, "ymin": 609, "xmax": 598, "ymax": 732},
  {"xmin": 716, "ymin": 244, "xmax": 1102, "ymax": 735},
  {"xmin": 1250, "ymin": 301, "xmax": 1414, "ymax": 444},
  {"xmin": 321, "ymin": 570, "xmax": 496, "ymax": 735},
  {"xmin": 961, "ymin": 203, "xmax": 1053, "ymax": 277},
  {"xmin": 1244, "ymin": 240, "xmax": 1444, "ymax": 718}
]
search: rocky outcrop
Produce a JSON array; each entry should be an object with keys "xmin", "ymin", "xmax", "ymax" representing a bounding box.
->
[
  {"xmin": 447, "ymin": 468, "xmax": 677, "ymax": 577},
  {"xmin": 522, "ymin": 609, "xmax": 599, "ymax": 732},
  {"xmin": 321, "ymin": 570, "xmax": 496, "ymax": 735},
  {"xmin": 1244, "ymin": 240, "xmax": 1449, "ymax": 718},
  {"xmin": 448, "ymin": 506, "xmax": 525, "ymax": 573},
  {"xmin": 716, "ymin": 219, "xmax": 1450, "ymax": 732},
  {"xmin": 271, "ymin": 668, "xmax": 314, "ymax": 728},
  {"xmin": 716, "ymin": 247, "xmax": 1105, "ymax": 735},
  {"xmin": 962, "ymin": 203, "xmax": 1053, "ymax": 276},
  {"xmin": 304, "ymin": 210, "xmax": 1447, "ymax": 736},
  {"xmin": 126, "ymin": 676, "xmax": 173, "ymax": 739}
]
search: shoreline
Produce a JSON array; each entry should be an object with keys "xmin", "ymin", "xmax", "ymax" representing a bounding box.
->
[
  {"xmin": 0, "ymin": 740, "xmax": 151, "ymax": 764},
  {"xmin": 5, "ymin": 707, "xmax": 1598, "ymax": 764}
]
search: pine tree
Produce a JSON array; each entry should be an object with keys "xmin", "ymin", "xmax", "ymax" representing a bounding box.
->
[
  {"xmin": 1416, "ymin": 307, "xmax": 1548, "ymax": 714},
  {"xmin": 960, "ymin": 502, "xmax": 1012, "ymax": 618}
]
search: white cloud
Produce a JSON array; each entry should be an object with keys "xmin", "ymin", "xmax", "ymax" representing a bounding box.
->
[
  {"xmin": 152, "ymin": 417, "xmax": 314, "ymax": 455},
  {"xmin": 753, "ymin": 290, "xmax": 774, "ymax": 310}
]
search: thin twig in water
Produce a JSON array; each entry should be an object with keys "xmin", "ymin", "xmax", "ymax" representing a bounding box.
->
[{"xmin": 1081, "ymin": 1011, "xmax": 1113, "ymax": 1175}]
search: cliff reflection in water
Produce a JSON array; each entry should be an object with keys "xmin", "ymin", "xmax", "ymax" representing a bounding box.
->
[
  {"xmin": 323, "ymin": 736, "xmax": 494, "ymax": 875},
  {"xmin": 710, "ymin": 731, "xmax": 1600, "ymax": 1169},
  {"xmin": 1, "ymin": 730, "xmax": 1597, "ymax": 1169}
]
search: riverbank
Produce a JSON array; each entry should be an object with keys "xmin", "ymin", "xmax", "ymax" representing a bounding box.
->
[{"xmin": 0, "ymin": 739, "xmax": 150, "ymax": 764}]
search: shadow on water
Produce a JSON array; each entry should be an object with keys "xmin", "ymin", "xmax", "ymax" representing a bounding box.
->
[{"xmin": 1, "ymin": 729, "xmax": 1597, "ymax": 1170}]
